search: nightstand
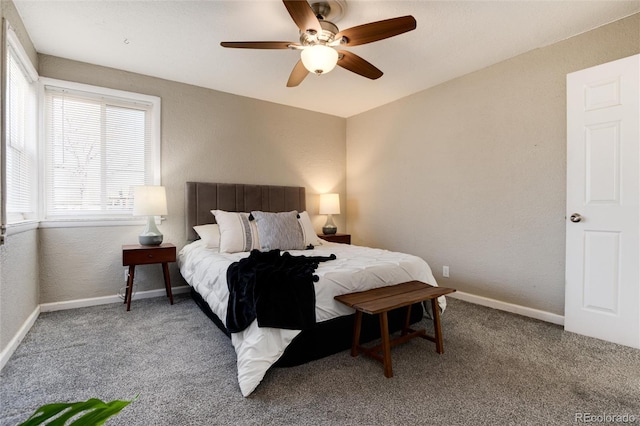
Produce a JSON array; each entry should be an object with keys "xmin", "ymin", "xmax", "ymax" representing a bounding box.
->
[
  {"xmin": 122, "ymin": 243, "xmax": 176, "ymax": 311},
  {"xmin": 318, "ymin": 233, "xmax": 351, "ymax": 244}
]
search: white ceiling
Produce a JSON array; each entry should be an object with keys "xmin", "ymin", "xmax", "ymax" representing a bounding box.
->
[{"xmin": 13, "ymin": 0, "xmax": 640, "ymax": 118}]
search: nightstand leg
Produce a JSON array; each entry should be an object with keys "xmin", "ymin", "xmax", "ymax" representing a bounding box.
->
[
  {"xmin": 126, "ymin": 265, "xmax": 135, "ymax": 311},
  {"xmin": 162, "ymin": 262, "xmax": 173, "ymax": 305}
]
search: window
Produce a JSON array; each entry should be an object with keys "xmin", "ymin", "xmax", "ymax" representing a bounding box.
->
[
  {"xmin": 5, "ymin": 28, "xmax": 38, "ymax": 223},
  {"xmin": 42, "ymin": 79, "xmax": 160, "ymax": 219}
]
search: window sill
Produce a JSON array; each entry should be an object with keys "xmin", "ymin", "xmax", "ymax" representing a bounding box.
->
[
  {"xmin": 3, "ymin": 217, "xmax": 165, "ymax": 233},
  {"xmin": 39, "ymin": 218, "xmax": 155, "ymax": 229},
  {"xmin": 5, "ymin": 220, "xmax": 39, "ymax": 236}
]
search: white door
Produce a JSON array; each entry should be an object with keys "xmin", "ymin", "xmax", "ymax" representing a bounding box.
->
[{"xmin": 565, "ymin": 54, "xmax": 640, "ymax": 349}]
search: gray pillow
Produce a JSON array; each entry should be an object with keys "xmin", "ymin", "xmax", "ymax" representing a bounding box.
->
[{"xmin": 251, "ymin": 210, "xmax": 305, "ymax": 251}]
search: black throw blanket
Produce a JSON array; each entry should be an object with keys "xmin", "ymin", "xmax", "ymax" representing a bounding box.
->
[{"xmin": 226, "ymin": 249, "xmax": 336, "ymax": 333}]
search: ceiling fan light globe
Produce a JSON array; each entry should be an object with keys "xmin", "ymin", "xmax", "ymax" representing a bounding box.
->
[{"xmin": 301, "ymin": 45, "xmax": 338, "ymax": 75}]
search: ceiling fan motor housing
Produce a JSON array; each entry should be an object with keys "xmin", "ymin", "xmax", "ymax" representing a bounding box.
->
[
  {"xmin": 300, "ymin": 20, "xmax": 339, "ymax": 46},
  {"xmin": 310, "ymin": 0, "xmax": 347, "ymax": 23}
]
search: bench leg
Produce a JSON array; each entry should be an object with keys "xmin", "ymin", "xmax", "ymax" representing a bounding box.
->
[
  {"xmin": 401, "ymin": 304, "xmax": 412, "ymax": 336},
  {"xmin": 379, "ymin": 311, "xmax": 393, "ymax": 378},
  {"xmin": 351, "ymin": 310, "xmax": 363, "ymax": 357},
  {"xmin": 431, "ymin": 298, "xmax": 444, "ymax": 354}
]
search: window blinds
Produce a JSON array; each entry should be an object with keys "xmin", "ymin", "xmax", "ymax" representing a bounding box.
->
[{"xmin": 44, "ymin": 86, "xmax": 154, "ymax": 216}]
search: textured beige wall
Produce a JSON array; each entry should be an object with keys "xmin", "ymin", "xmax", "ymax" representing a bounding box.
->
[
  {"xmin": 0, "ymin": 230, "xmax": 39, "ymax": 350},
  {"xmin": 37, "ymin": 55, "xmax": 346, "ymax": 303},
  {"xmin": 346, "ymin": 13, "xmax": 640, "ymax": 316},
  {"xmin": 0, "ymin": 0, "xmax": 39, "ymax": 352}
]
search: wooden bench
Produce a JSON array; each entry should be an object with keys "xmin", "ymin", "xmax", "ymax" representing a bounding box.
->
[{"xmin": 335, "ymin": 280, "xmax": 456, "ymax": 378}]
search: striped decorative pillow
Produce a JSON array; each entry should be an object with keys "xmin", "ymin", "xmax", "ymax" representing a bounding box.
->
[{"xmin": 211, "ymin": 210, "xmax": 260, "ymax": 253}]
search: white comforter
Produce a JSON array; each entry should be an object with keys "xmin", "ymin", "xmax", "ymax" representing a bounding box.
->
[{"xmin": 178, "ymin": 240, "xmax": 443, "ymax": 396}]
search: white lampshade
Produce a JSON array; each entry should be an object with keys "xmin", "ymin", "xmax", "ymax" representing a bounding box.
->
[
  {"xmin": 133, "ymin": 185, "xmax": 168, "ymax": 216},
  {"xmin": 301, "ymin": 45, "xmax": 339, "ymax": 75},
  {"xmin": 319, "ymin": 193, "xmax": 340, "ymax": 215}
]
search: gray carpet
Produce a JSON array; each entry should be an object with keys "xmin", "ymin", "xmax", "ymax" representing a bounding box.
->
[{"xmin": 1, "ymin": 295, "xmax": 639, "ymax": 425}]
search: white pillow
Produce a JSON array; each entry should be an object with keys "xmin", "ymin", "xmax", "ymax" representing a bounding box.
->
[
  {"xmin": 211, "ymin": 210, "xmax": 260, "ymax": 253},
  {"xmin": 193, "ymin": 224, "xmax": 220, "ymax": 249},
  {"xmin": 251, "ymin": 211, "xmax": 305, "ymax": 251},
  {"xmin": 298, "ymin": 211, "xmax": 322, "ymax": 247}
]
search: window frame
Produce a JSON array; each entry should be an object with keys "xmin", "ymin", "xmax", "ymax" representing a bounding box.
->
[
  {"xmin": 39, "ymin": 77, "xmax": 161, "ymax": 226},
  {"xmin": 5, "ymin": 25, "xmax": 38, "ymax": 224}
]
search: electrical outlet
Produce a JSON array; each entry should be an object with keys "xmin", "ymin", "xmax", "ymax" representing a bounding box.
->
[
  {"xmin": 124, "ymin": 268, "xmax": 129, "ymax": 281},
  {"xmin": 443, "ymin": 266, "xmax": 450, "ymax": 278}
]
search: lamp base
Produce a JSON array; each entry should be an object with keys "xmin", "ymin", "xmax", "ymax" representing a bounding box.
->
[
  {"xmin": 139, "ymin": 215, "xmax": 163, "ymax": 246},
  {"xmin": 139, "ymin": 234, "xmax": 163, "ymax": 246},
  {"xmin": 323, "ymin": 213, "xmax": 337, "ymax": 235},
  {"xmin": 322, "ymin": 226, "xmax": 337, "ymax": 235}
]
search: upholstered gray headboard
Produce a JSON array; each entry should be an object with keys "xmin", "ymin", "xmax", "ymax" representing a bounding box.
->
[{"xmin": 185, "ymin": 182, "xmax": 306, "ymax": 241}]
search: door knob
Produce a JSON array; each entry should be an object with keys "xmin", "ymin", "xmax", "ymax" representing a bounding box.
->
[{"xmin": 570, "ymin": 213, "xmax": 583, "ymax": 223}]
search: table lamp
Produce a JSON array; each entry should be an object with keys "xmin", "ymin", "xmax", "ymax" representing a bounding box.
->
[
  {"xmin": 319, "ymin": 193, "xmax": 340, "ymax": 235},
  {"xmin": 133, "ymin": 185, "xmax": 168, "ymax": 245}
]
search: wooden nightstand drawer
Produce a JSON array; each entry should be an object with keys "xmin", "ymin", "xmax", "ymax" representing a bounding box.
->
[
  {"xmin": 122, "ymin": 244, "xmax": 176, "ymax": 266},
  {"xmin": 318, "ymin": 233, "xmax": 351, "ymax": 244}
]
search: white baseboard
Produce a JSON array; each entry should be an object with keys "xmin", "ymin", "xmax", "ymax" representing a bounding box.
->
[
  {"xmin": 0, "ymin": 305, "xmax": 40, "ymax": 371},
  {"xmin": 40, "ymin": 285, "xmax": 191, "ymax": 312},
  {"xmin": 448, "ymin": 291, "xmax": 565, "ymax": 326}
]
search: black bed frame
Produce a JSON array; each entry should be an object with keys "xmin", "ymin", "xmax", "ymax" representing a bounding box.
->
[{"xmin": 191, "ymin": 288, "xmax": 423, "ymax": 367}]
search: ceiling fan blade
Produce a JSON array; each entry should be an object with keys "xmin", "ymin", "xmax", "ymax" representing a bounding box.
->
[
  {"xmin": 337, "ymin": 51, "xmax": 383, "ymax": 80},
  {"xmin": 335, "ymin": 15, "xmax": 417, "ymax": 46},
  {"xmin": 220, "ymin": 41, "xmax": 298, "ymax": 49},
  {"xmin": 287, "ymin": 60, "xmax": 309, "ymax": 87},
  {"xmin": 283, "ymin": 0, "xmax": 322, "ymax": 34}
]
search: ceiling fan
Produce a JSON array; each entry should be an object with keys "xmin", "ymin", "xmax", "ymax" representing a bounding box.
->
[{"xmin": 220, "ymin": 0, "xmax": 417, "ymax": 87}]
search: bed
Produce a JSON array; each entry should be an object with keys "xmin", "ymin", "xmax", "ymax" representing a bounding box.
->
[{"xmin": 178, "ymin": 182, "xmax": 445, "ymax": 396}]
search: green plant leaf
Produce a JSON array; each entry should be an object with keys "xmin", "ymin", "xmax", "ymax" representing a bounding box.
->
[
  {"xmin": 69, "ymin": 398, "xmax": 137, "ymax": 426},
  {"xmin": 19, "ymin": 403, "xmax": 75, "ymax": 426},
  {"xmin": 19, "ymin": 396, "xmax": 137, "ymax": 426}
]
